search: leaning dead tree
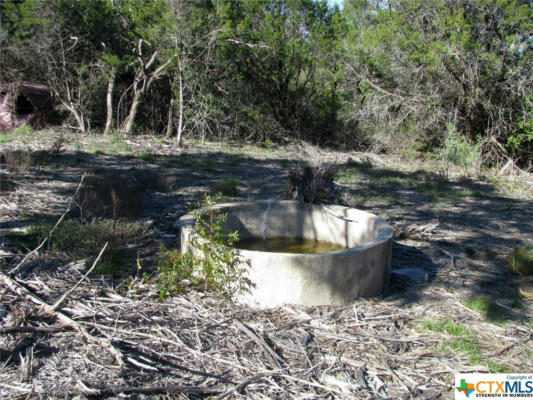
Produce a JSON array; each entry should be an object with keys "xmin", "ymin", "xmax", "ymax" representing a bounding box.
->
[
  {"xmin": 120, "ymin": 39, "xmax": 174, "ymax": 135},
  {"xmin": 287, "ymin": 164, "xmax": 338, "ymax": 204}
]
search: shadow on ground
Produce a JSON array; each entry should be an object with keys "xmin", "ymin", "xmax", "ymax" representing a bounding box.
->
[{"xmin": 337, "ymin": 159, "xmax": 532, "ymax": 322}]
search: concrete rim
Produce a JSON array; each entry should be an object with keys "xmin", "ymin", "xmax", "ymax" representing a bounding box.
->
[{"xmin": 179, "ymin": 199, "xmax": 394, "ymax": 256}]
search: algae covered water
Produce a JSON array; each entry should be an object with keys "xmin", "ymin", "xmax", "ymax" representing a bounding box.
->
[{"xmin": 235, "ymin": 236, "xmax": 346, "ymax": 254}]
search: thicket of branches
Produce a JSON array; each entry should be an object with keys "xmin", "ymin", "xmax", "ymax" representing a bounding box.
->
[{"xmin": 0, "ymin": 0, "xmax": 531, "ymax": 167}]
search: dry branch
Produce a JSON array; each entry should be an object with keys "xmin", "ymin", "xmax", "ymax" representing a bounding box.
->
[
  {"xmin": 79, "ymin": 382, "xmax": 225, "ymax": 397},
  {"xmin": 0, "ymin": 326, "xmax": 71, "ymax": 334},
  {"xmin": 8, "ymin": 172, "xmax": 86, "ymax": 275},
  {"xmin": 234, "ymin": 319, "xmax": 285, "ymax": 370},
  {"xmin": 0, "ymin": 255, "xmax": 123, "ymax": 366},
  {"xmin": 215, "ymin": 371, "xmax": 281, "ymax": 400},
  {"xmin": 49, "ymin": 242, "xmax": 107, "ymax": 312}
]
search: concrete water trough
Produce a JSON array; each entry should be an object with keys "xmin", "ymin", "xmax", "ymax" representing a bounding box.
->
[{"xmin": 179, "ymin": 200, "xmax": 393, "ymax": 307}]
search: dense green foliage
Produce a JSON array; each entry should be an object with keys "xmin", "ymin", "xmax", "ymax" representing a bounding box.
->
[
  {"xmin": 343, "ymin": 0, "xmax": 532, "ymax": 166},
  {"xmin": 1, "ymin": 0, "xmax": 531, "ymax": 166}
]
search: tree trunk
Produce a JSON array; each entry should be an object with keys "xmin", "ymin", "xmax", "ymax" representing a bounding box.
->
[
  {"xmin": 165, "ymin": 97, "xmax": 174, "ymax": 137},
  {"xmin": 55, "ymin": 31, "xmax": 86, "ymax": 132},
  {"xmin": 121, "ymin": 76, "xmax": 144, "ymax": 135},
  {"xmin": 103, "ymin": 68, "xmax": 116, "ymax": 135},
  {"xmin": 165, "ymin": 75, "xmax": 176, "ymax": 137},
  {"xmin": 57, "ymin": 96, "xmax": 86, "ymax": 132},
  {"xmin": 176, "ymin": 60, "xmax": 184, "ymax": 147},
  {"xmin": 120, "ymin": 47, "xmax": 173, "ymax": 135}
]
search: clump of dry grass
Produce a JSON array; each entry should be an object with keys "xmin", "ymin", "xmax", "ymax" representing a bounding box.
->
[
  {"xmin": 0, "ymin": 149, "xmax": 32, "ymax": 172},
  {"xmin": 76, "ymin": 171, "xmax": 143, "ymax": 220},
  {"xmin": 507, "ymin": 245, "xmax": 533, "ymax": 276},
  {"xmin": 287, "ymin": 164, "xmax": 338, "ymax": 204},
  {"xmin": 31, "ymin": 217, "xmax": 148, "ymax": 275},
  {"xmin": 0, "ymin": 172, "xmax": 16, "ymax": 192}
]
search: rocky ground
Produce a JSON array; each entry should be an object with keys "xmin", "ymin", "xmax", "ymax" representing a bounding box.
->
[{"xmin": 0, "ymin": 129, "xmax": 532, "ymax": 399}]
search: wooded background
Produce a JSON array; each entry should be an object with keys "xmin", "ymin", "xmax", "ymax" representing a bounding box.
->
[{"xmin": 1, "ymin": 0, "xmax": 531, "ymax": 167}]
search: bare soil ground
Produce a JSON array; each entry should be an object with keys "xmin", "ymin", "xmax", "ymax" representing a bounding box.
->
[{"xmin": 1, "ymin": 129, "xmax": 532, "ymax": 399}]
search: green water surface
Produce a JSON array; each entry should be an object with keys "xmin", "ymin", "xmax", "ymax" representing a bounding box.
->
[{"xmin": 235, "ymin": 236, "xmax": 346, "ymax": 254}]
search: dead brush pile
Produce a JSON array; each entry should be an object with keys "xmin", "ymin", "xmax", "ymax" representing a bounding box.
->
[
  {"xmin": 287, "ymin": 164, "xmax": 338, "ymax": 204},
  {"xmin": 1, "ymin": 265, "xmax": 530, "ymax": 399}
]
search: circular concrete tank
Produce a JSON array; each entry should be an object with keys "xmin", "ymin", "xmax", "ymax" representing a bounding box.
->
[{"xmin": 179, "ymin": 200, "xmax": 393, "ymax": 308}]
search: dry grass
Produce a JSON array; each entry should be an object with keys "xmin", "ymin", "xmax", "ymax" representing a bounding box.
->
[{"xmin": 76, "ymin": 171, "xmax": 144, "ymax": 220}]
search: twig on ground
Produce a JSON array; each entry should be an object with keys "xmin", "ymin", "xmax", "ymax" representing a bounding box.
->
[
  {"xmin": 215, "ymin": 371, "xmax": 280, "ymax": 400},
  {"xmin": 49, "ymin": 242, "xmax": 107, "ymax": 312},
  {"xmin": 0, "ymin": 326, "xmax": 71, "ymax": 334},
  {"xmin": 234, "ymin": 319, "xmax": 285, "ymax": 370},
  {"xmin": 79, "ymin": 381, "xmax": 225, "ymax": 397},
  {"xmin": 437, "ymin": 247, "xmax": 455, "ymax": 267}
]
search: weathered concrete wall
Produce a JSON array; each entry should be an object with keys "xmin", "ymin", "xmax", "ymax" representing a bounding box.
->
[{"xmin": 179, "ymin": 200, "xmax": 393, "ymax": 308}]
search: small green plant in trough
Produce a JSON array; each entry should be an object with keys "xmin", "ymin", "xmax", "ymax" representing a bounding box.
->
[{"xmin": 158, "ymin": 194, "xmax": 251, "ymax": 299}]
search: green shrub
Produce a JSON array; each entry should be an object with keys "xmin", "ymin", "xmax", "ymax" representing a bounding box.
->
[
  {"xmin": 157, "ymin": 194, "xmax": 251, "ymax": 299},
  {"xmin": 134, "ymin": 169, "xmax": 171, "ymax": 193},
  {"xmin": 157, "ymin": 249, "xmax": 198, "ymax": 296},
  {"xmin": 76, "ymin": 172, "xmax": 143, "ymax": 220},
  {"xmin": 507, "ymin": 245, "xmax": 533, "ymax": 276},
  {"xmin": 508, "ymin": 96, "xmax": 533, "ymax": 150},
  {"xmin": 435, "ymin": 123, "xmax": 481, "ymax": 167},
  {"xmin": 263, "ymin": 139, "xmax": 274, "ymax": 149},
  {"xmin": 213, "ymin": 176, "xmax": 240, "ymax": 196}
]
